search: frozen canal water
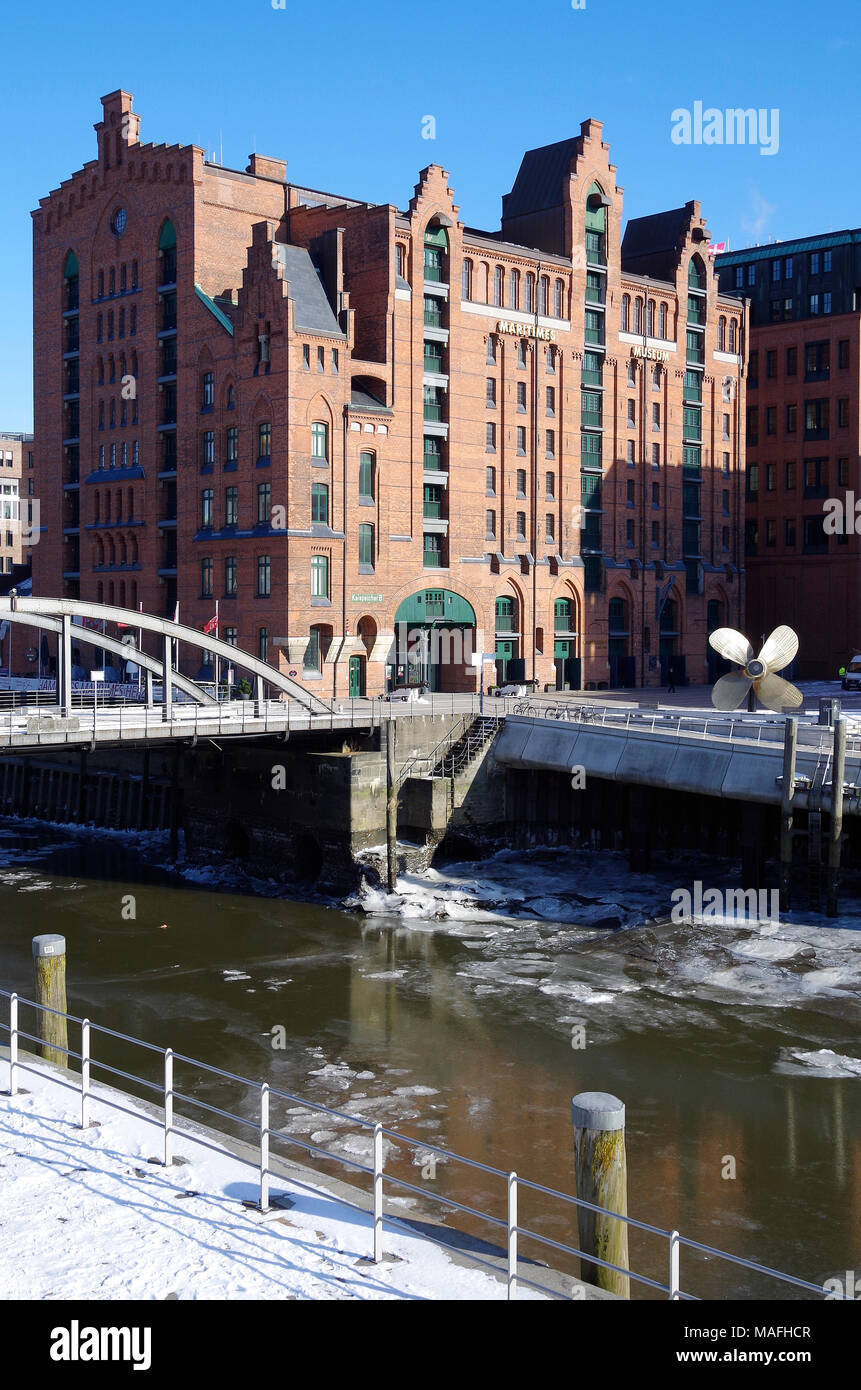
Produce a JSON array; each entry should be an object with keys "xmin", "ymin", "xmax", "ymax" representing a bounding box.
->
[{"xmin": 0, "ymin": 822, "xmax": 859, "ymax": 1299}]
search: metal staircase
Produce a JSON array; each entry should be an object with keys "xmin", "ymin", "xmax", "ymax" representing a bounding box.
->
[{"xmin": 430, "ymin": 716, "xmax": 502, "ymax": 778}]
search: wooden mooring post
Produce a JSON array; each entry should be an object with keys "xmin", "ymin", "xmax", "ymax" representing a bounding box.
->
[
  {"xmin": 32, "ymin": 933, "xmax": 68, "ymax": 1066},
  {"xmin": 826, "ymin": 717, "xmax": 847, "ymax": 918},
  {"xmin": 386, "ymin": 719, "xmax": 398, "ymax": 893},
  {"xmin": 571, "ymin": 1091, "xmax": 630, "ymax": 1298},
  {"xmin": 779, "ymin": 717, "xmax": 798, "ymax": 911}
]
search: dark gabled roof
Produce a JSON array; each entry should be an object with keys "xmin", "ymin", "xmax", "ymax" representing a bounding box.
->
[
  {"xmin": 621, "ymin": 207, "xmax": 689, "ymax": 263},
  {"xmin": 503, "ymin": 137, "xmax": 580, "ymax": 219},
  {"xmin": 274, "ymin": 244, "xmax": 346, "ymax": 338}
]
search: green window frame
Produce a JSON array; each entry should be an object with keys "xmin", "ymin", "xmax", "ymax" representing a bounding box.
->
[
  {"xmin": 359, "ymin": 451, "xmax": 375, "ymax": 500},
  {"xmin": 358, "ymin": 523, "xmax": 374, "ymax": 570},
  {"xmin": 311, "ymin": 421, "xmax": 328, "ymax": 461},
  {"xmin": 311, "ymin": 554, "xmax": 329, "ymax": 598},
  {"xmin": 311, "ymin": 482, "xmax": 329, "ymax": 525}
]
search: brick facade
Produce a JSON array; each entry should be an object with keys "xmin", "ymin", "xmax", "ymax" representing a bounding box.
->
[{"xmin": 32, "ymin": 93, "xmax": 746, "ymax": 695}]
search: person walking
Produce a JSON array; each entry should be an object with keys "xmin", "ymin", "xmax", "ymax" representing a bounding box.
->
[{"xmin": 667, "ymin": 659, "xmax": 676, "ymax": 695}]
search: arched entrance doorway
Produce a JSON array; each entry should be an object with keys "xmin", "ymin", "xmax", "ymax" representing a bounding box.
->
[
  {"xmin": 659, "ymin": 592, "xmax": 683, "ymax": 685},
  {"xmin": 553, "ymin": 597, "xmax": 581, "ymax": 690},
  {"xmin": 608, "ymin": 596, "xmax": 636, "ymax": 688},
  {"xmin": 392, "ymin": 588, "xmax": 476, "ymax": 692}
]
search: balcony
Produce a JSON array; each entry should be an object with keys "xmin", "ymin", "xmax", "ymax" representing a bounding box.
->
[
  {"xmin": 424, "ymin": 352, "xmax": 444, "ymax": 374},
  {"xmin": 424, "ymin": 307, "xmax": 443, "ymax": 329},
  {"xmin": 423, "ymin": 498, "xmax": 444, "ymax": 520},
  {"xmin": 686, "ymin": 343, "xmax": 705, "ymax": 367},
  {"xmin": 585, "ymin": 233, "xmax": 606, "ymax": 267},
  {"xmin": 495, "ymin": 614, "xmax": 517, "ymax": 633},
  {"xmin": 585, "ymin": 327, "xmax": 604, "ymax": 346},
  {"xmin": 585, "ymin": 279, "xmax": 606, "ymax": 306},
  {"xmin": 159, "ymin": 252, "xmax": 177, "ymax": 288},
  {"xmin": 581, "ymin": 406, "xmax": 603, "ymax": 429},
  {"xmin": 582, "ymin": 368, "xmax": 603, "ymax": 387},
  {"xmin": 683, "ymin": 382, "xmax": 702, "ymax": 403},
  {"xmin": 804, "ymin": 426, "xmax": 829, "ymax": 443}
]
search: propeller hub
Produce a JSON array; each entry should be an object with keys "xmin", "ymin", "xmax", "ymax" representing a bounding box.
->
[{"xmin": 746, "ymin": 659, "xmax": 765, "ymax": 679}]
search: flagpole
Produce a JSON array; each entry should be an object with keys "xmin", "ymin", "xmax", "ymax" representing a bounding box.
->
[
  {"xmin": 138, "ymin": 601, "xmax": 143, "ymax": 693},
  {"xmin": 214, "ymin": 599, "xmax": 220, "ymax": 698}
]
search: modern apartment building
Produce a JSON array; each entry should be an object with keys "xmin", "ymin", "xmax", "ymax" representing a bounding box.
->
[
  {"xmin": 717, "ymin": 233, "xmax": 861, "ymax": 678},
  {"xmin": 32, "ymin": 91, "xmax": 746, "ymax": 696}
]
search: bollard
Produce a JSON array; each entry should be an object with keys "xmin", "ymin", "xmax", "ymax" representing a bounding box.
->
[
  {"xmin": 32, "ymin": 934, "xmax": 68, "ymax": 1066},
  {"xmin": 386, "ymin": 719, "xmax": 398, "ymax": 893},
  {"xmin": 779, "ymin": 717, "xmax": 798, "ymax": 911},
  {"xmin": 826, "ymin": 717, "xmax": 846, "ymax": 917},
  {"xmin": 571, "ymin": 1091, "xmax": 629, "ymax": 1297}
]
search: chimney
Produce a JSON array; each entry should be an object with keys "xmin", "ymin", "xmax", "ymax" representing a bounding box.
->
[{"xmin": 246, "ymin": 153, "xmax": 287, "ymax": 183}]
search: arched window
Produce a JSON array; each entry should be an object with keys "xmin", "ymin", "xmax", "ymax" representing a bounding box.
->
[
  {"xmin": 647, "ymin": 300, "xmax": 655, "ymax": 337},
  {"xmin": 554, "ymin": 278, "xmax": 564, "ymax": 318},
  {"xmin": 718, "ymin": 316, "xmax": 726, "ymax": 351},
  {"xmin": 728, "ymin": 320, "xmax": 737, "ymax": 352},
  {"xmin": 395, "ymin": 243, "xmax": 405, "ymax": 280},
  {"xmin": 495, "ymin": 595, "xmax": 517, "ymax": 632},
  {"xmin": 524, "ymin": 273, "xmax": 535, "ymax": 313},
  {"xmin": 509, "ymin": 269, "xmax": 519, "ymax": 310},
  {"xmin": 95, "ymin": 536, "xmax": 104, "ymax": 565},
  {"xmin": 539, "ymin": 275, "xmax": 549, "ymax": 316},
  {"xmin": 358, "ymin": 523, "xmax": 374, "ymax": 570},
  {"xmin": 493, "ymin": 266, "xmax": 503, "ymax": 307},
  {"xmin": 621, "ymin": 295, "xmax": 630, "ymax": 332},
  {"xmin": 609, "ymin": 596, "xmax": 629, "ymax": 632},
  {"xmin": 130, "ymin": 535, "xmax": 139, "ymax": 564},
  {"xmin": 461, "ymin": 258, "xmax": 472, "ymax": 300},
  {"xmin": 659, "ymin": 302, "xmax": 667, "ymax": 338},
  {"xmin": 633, "ymin": 298, "xmax": 643, "ymax": 334},
  {"xmin": 585, "ymin": 182, "xmax": 607, "ymax": 263},
  {"xmin": 63, "ymin": 250, "xmax": 79, "ymax": 311},
  {"xmin": 554, "ymin": 597, "xmax": 573, "ymax": 632},
  {"xmin": 158, "ymin": 219, "xmax": 177, "ymax": 284},
  {"xmin": 653, "ymin": 365, "xmax": 661, "ymax": 390},
  {"xmin": 688, "ymin": 255, "xmax": 706, "ymax": 290},
  {"xmin": 359, "ymin": 451, "xmax": 375, "ymax": 500},
  {"xmin": 97, "ymin": 356, "xmax": 104, "ymax": 385},
  {"xmin": 109, "ymin": 268, "xmax": 115, "ymax": 296},
  {"xmin": 258, "ymin": 627, "xmax": 270, "ymax": 662}
]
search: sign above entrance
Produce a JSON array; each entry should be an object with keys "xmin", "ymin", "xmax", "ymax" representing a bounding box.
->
[{"xmin": 350, "ymin": 592, "xmax": 383, "ymax": 605}]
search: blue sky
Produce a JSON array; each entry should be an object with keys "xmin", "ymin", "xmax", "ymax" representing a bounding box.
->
[{"xmin": 2, "ymin": 0, "xmax": 859, "ymax": 430}]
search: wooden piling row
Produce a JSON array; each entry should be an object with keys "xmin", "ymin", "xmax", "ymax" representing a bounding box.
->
[{"xmin": 0, "ymin": 757, "xmax": 175, "ymax": 830}]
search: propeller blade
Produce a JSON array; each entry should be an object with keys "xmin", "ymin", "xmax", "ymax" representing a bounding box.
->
[
  {"xmin": 754, "ymin": 673, "xmax": 804, "ymax": 712},
  {"xmin": 758, "ymin": 625, "xmax": 799, "ymax": 674},
  {"xmin": 712, "ymin": 672, "xmax": 753, "ymax": 710},
  {"xmin": 708, "ymin": 628, "xmax": 754, "ymax": 667}
]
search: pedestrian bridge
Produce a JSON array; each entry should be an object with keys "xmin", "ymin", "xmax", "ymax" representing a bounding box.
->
[{"xmin": 494, "ymin": 706, "xmax": 861, "ymax": 817}]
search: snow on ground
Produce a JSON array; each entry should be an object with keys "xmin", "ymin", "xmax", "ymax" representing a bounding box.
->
[{"xmin": 0, "ymin": 1058, "xmax": 540, "ymax": 1301}]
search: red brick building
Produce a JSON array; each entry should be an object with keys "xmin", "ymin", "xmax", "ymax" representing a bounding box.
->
[
  {"xmin": 717, "ymin": 234, "xmax": 861, "ymax": 679},
  {"xmin": 32, "ymin": 91, "xmax": 746, "ymax": 696}
]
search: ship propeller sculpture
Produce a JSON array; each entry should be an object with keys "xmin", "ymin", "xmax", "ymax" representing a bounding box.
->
[{"xmin": 708, "ymin": 625, "xmax": 803, "ymax": 713}]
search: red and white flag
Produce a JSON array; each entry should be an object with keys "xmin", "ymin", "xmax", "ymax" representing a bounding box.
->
[
  {"xmin": 173, "ymin": 601, "xmax": 180, "ymax": 624},
  {"xmin": 708, "ymin": 241, "xmax": 727, "ymax": 257},
  {"xmin": 203, "ymin": 614, "xmax": 218, "ymax": 635}
]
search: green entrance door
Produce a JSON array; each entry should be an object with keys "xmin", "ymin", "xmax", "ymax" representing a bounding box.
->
[
  {"xmin": 495, "ymin": 639, "xmax": 515, "ymax": 684},
  {"xmin": 348, "ymin": 655, "xmax": 365, "ymax": 697}
]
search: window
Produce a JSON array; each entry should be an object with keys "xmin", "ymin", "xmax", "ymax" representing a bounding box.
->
[
  {"xmin": 545, "ymin": 513, "xmax": 555, "ymax": 542},
  {"xmin": 509, "ymin": 269, "xmax": 518, "ymax": 309},
  {"xmin": 258, "ymin": 421, "xmax": 271, "ymax": 460},
  {"xmin": 722, "ymin": 488, "xmax": 730, "ymax": 514},
  {"xmin": 652, "ymin": 403, "xmax": 660, "ymax": 430},
  {"xmin": 516, "ymin": 469, "xmax": 527, "ymax": 497},
  {"xmin": 317, "ymin": 347, "xmax": 325, "ymax": 372},
  {"xmin": 461, "ymin": 259, "xmax": 472, "ymax": 300},
  {"xmin": 785, "ymin": 519, "xmax": 796, "ymax": 547},
  {"xmin": 747, "ymin": 464, "xmax": 759, "ymax": 498},
  {"xmin": 651, "ymin": 444, "xmax": 660, "ymax": 468},
  {"xmin": 810, "ymin": 252, "xmax": 820, "ymax": 275},
  {"xmin": 224, "ymin": 556, "xmax": 237, "ymax": 595},
  {"xmin": 546, "ymin": 386, "xmax": 555, "ymax": 414},
  {"xmin": 311, "ymin": 554, "xmax": 330, "ymax": 598},
  {"xmin": 201, "ymin": 558, "xmax": 213, "ymax": 597},
  {"xmin": 545, "ymin": 471, "xmax": 555, "ymax": 499},
  {"xmin": 516, "ymin": 382, "xmax": 527, "ymax": 412},
  {"xmin": 539, "ymin": 276, "xmax": 548, "ymax": 316},
  {"xmin": 627, "ymin": 400, "xmax": 636, "ymax": 427},
  {"xmin": 785, "ymin": 257, "xmax": 793, "ymax": 278},
  {"xmin": 728, "ymin": 321, "xmax": 737, "ymax": 352},
  {"xmin": 626, "ymin": 480, "xmax": 635, "ymax": 506},
  {"xmin": 258, "ymin": 628, "xmax": 269, "ymax": 662},
  {"xmin": 786, "ymin": 347, "xmax": 797, "ymax": 376},
  {"xmin": 554, "ymin": 279, "xmax": 564, "ymax": 317},
  {"xmin": 524, "ymin": 273, "xmax": 535, "ymax": 312},
  {"xmin": 311, "ymin": 481, "xmax": 329, "ymax": 525},
  {"xmin": 659, "ymin": 303, "xmax": 667, "ymax": 338},
  {"xmin": 486, "ymin": 466, "xmax": 496, "ymax": 495},
  {"xmin": 516, "ymin": 427, "xmax": 526, "ymax": 455},
  {"xmin": 257, "ymin": 481, "xmax": 271, "ymax": 524},
  {"xmin": 486, "ymin": 335, "xmax": 496, "ymax": 364},
  {"xmin": 225, "ymin": 486, "xmax": 238, "ymax": 526},
  {"xmin": 652, "ymin": 482, "xmax": 660, "ymax": 508},
  {"xmin": 824, "ymin": 250, "xmax": 832, "ymax": 272},
  {"xmin": 838, "ymin": 399, "xmax": 849, "ymax": 428},
  {"xmin": 766, "ymin": 350, "xmax": 777, "ymax": 379},
  {"xmin": 423, "ymin": 533, "xmax": 444, "ymax": 568},
  {"xmin": 486, "ymin": 509, "xmax": 496, "ymax": 539},
  {"xmin": 302, "ymin": 345, "xmax": 310, "ymax": 370},
  {"xmin": 626, "ymin": 440, "xmax": 635, "ymax": 465},
  {"xmin": 516, "ymin": 340, "xmax": 526, "ymax": 369},
  {"xmin": 202, "ymin": 430, "xmax": 215, "ymax": 467},
  {"xmin": 201, "ymin": 372, "xmax": 214, "ymax": 409},
  {"xmin": 359, "ymin": 451, "xmax": 375, "ymax": 500},
  {"xmin": 226, "ymin": 426, "xmax": 238, "ymax": 463},
  {"xmin": 809, "ymin": 293, "xmax": 820, "ymax": 315},
  {"xmin": 772, "ymin": 259, "xmax": 781, "ymax": 282},
  {"xmin": 647, "ymin": 300, "xmax": 655, "ymax": 337},
  {"xmin": 493, "ymin": 267, "xmax": 503, "ymax": 306},
  {"xmin": 722, "ymin": 452, "xmax": 730, "ymax": 475},
  {"xmin": 200, "ymin": 488, "xmax": 213, "ymax": 528},
  {"xmin": 395, "ymin": 244, "xmax": 405, "ymax": 280},
  {"xmin": 747, "ymin": 265, "xmax": 756, "ymax": 286},
  {"xmin": 652, "ymin": 366, "xmax": 661, "ymax": 391},
  {"xmin": 839, "ymin": 340, "xmax": 850, "ymax": 369},
  {"xmin": 838, "ymin": 457, "xmax": 849, "ymax": 486},
  {"xmin": 824, "ymin": 292, "xmax": 832, "ymax": 314},
  {"xmin": 625, "ymin": 520, "xmax": 635, "ymax": 547},
  {"xmin": 515, "ymin": 511, "xmax": 526, "ymax": 541},
  {"xmin": 257, "ymin": 555, "xmax": 271, "ymax": 596},
  {"xmin": 766, "ymin": 463, "xmax": 776, "ymax": 491},
  {"xmin": 311, "ymin": 422, "xmax": 328, "ymax": 461},
  {"xmin": 735, "ymin": 267, "xmax": 744, "ymax": 289},
  {"xmin": 621, "ymin": 295, "xmax": 629, "ymax": 332},
  {"xmin": 486, "ymin": 422, "xmax": 496, "ymax": 452},
  {"xmin": 486, "ymin": 377, "xmax": 497, "ymax": 407},
  {"xmin": 545, "ymin": 430, "xmax": 555, "ymax": 458},
  {"xmin": 358, "ymin": 523, "xmax": 374, "ymax": 570},
  {"xmin": 627, "ymin": 361, "xmax": 636, "ymax": 388},
  {"xmin": 633, "ymin": 298, "xmax": 642, "ymax": 334},
  {"xmin": 766, "ymin": 407, "xmax": 776, "ymax": 435},
  {"xmin": 785, "ymin": 461, "xmax": 796, "ymax": 489}
]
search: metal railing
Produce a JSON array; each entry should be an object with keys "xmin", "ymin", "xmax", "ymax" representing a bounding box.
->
[{"xmin": 0, "ymin": 988, "xmax": 844, "ymax": 1302}]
